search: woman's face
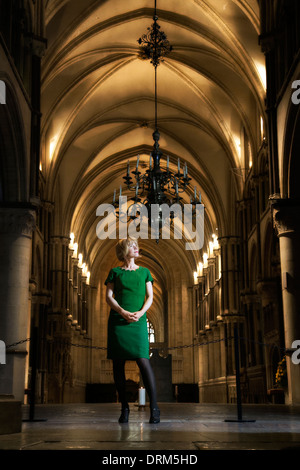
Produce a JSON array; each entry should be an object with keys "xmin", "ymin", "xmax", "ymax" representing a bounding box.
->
[{"xmin": 127, "ymin": 241, "xmax": 139, "ymax": 259}]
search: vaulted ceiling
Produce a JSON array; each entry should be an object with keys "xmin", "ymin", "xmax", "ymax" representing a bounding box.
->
[{"xmin": 41, "ymin": 0, "xmax": 266, "ymax": 282}]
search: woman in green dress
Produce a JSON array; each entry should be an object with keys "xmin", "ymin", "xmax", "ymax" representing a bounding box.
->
[{"xmin": 105, "ymin": 237, "xmax": 160, "ymax": 424}]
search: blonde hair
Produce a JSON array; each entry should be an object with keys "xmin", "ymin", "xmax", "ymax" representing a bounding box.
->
[{"xmin": 115, "ymin": 237, "xmax": 139, "ymax": 261}]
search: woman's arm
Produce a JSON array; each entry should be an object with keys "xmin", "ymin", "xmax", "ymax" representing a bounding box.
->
[
  {"xmin": 105, "ymin": 283, "xmax": 137, "ymax": 322},
  {"xmin": 131, "ymin": 281, "xmax": 153, "ymax": 321}
]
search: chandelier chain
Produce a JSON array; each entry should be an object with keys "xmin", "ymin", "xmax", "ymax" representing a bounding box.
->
[{"xmin": 110, "ymin": 0, "xmax": 201, "ymax": 240}]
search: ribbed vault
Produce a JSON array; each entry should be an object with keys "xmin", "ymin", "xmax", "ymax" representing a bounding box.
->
[{"xmin": 41, "ymin": 0, "xmax": 266, "ymax": 320}]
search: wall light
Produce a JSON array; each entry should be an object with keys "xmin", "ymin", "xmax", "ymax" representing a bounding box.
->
[
  {"xmin": 69, "ymin": 233, "xmax": 75, "ymax": 248},
  {"xmin": 260, "ymin": 116, "xmax": 264, "ymax": 140},
  {"xmin": 73, "ymin": 243, "xmax": 78, "ymax": 257},
  {"xmin": 197, "ymin": 261, "xmax": 203, "ymax": 277},
  {"xmin": 82, "ymin": 263, "xmax": 89, "ymax": 276},
  {"xmin": 49, "ymin": 137, "xmax": 57, "ymax": 161}
]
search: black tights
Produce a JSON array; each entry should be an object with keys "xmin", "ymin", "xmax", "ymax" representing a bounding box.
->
[{"xmin": 113, "ymin": 358, "xmax": 158, "ymax": 409}]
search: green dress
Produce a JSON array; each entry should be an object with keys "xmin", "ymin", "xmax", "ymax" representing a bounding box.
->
[{"xmin": 104, "ymin": 266, "xmax": 154, "ymax": 359}]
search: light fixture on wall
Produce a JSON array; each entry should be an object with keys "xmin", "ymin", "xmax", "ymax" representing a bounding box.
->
[{"xmin": 111, "ymin": 0, "xmax": 201, "ymax": 241}]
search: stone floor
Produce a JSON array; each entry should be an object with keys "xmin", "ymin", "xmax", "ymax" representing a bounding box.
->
[{"xmin": 1, "ymin": 402, "xmax": 300, "ymax": 455}]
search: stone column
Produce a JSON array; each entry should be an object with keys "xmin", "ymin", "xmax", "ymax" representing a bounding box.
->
[
  {"xmin": 219, "ymin": 236, "xmax": 240, "ymax": 316},
  {"xmin": 0, "ymin": 207, "xmax": 36, "ymax": 402},
  {"xmin": 218, "ymin": 321, "xmax": 227, "ymax": 378},
  {"xmin": 50, "ymin": 235, "xmax": 69, "ymax": 314},
  {"xmin": 271, "ymin": 198, "xmax": 300, "ymax": 404}
]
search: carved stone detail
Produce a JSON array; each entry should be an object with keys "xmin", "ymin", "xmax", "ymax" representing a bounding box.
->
[
  {"xmin": 0, "ymin": 208, "xmax": 36, "ymax": 237},
  {"xmin": 270, "ymin": 197, "xmax": 300, "ymax": 237}
]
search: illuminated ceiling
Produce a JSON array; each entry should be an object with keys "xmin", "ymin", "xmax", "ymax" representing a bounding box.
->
[{"xmin": 41, "ymin": 0, "xmax": 266, "ymax": 282}]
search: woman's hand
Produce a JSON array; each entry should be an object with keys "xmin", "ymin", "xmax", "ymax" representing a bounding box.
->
[
  {"xmin": 120, "ymin": 309, "xmax": 143, "ymax": 322},
  {"xmin": 120, "ymin": 309, "xmax": 139, "ymax": 323},
  {"xmin": 131, "ymin": 311, "xmax": 144, "ymax": 322}
]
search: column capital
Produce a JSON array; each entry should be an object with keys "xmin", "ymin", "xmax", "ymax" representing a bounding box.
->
[
  {"xmin": 270, "ymin": 197, "xmax": 300, "ymax": 237},
  {"xmin": 0, "ymin": 207, "xmax": 36, "ymax": 237},
  {"xmin": 259, "ymin": 32, "xmax": 276, "ymax": 54},
  {"xmin": 218, "ymin": 235, "xmax": 240, "ymax": 247},
  {"xmin": 42, "ymin": 200, "xmax": 55, "ymax": 212},
  {"xmin": 24, "ymin": 33, "xmax": 47, "ymax": 58},
  {"xmin": 50, "ymin": 235, "xmax": 70, "ymax": 246}
]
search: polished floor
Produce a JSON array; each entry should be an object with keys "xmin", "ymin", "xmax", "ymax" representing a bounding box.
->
[{"xmin": 1, "ymin": 402, "xmax": 300, "ymax": 452}]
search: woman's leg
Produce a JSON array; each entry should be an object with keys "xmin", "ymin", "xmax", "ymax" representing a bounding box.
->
[
  {"xmin": 136, "ymin": 357, "xmax": 160, "ymax": 422},
  {"xmin": 113, "ymin": 358, "xmax": 129, "ymax": 411}
]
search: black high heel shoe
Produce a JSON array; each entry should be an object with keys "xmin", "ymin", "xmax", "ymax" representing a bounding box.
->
[
  {"xmin": 149, "ymin": 407, "xmax": 160, "ymax": 424},
  {"xmin": 119, "ymin": 407, "xmax": 130, "ymax": 423}
]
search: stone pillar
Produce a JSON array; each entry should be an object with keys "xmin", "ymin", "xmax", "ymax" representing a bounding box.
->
[
  {"xmin": 219, "ymin": 237, "xmax": 242, "ymax": 383},
  {"xmin": 219, "ymin": 236, "xmax": 240, "ymax": 316},
  {"xmin": 219, "ymin": 321, "xmax": 227, "ymax": 378},
  {"xmin": 0, "ymin": 207, "xmax": 36, "ymax": 402},
  {"xmin": 213, "ymin": 326, "xmax": 221, "ymax": 378},
  {"xmin": 271, "ymin": 198, "xmax": 300, "ymax": 404},
  {"xmin": 50, "ymin": 235, "xmax": 69, "ymax": 314}
]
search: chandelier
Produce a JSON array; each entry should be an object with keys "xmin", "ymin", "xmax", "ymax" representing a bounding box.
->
[{"xmin": 111, "ymin": 0, "xmax": 201, "ymax": 241}]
